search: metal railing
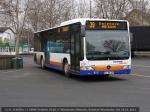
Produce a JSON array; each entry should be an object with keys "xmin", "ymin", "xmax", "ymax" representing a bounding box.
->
[{"xmin": 0, "ymin": 47, "xmax": 16, "ymax": 55}]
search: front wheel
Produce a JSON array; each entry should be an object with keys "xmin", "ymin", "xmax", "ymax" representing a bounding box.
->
[{"xmin": 63, "ymin": 61, "xmax": 71, "ymax": 77}]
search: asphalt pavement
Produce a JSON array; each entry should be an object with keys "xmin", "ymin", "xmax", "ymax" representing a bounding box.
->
[{"xmin": 0, "ymin": 55, "xmax": 150, "ymax": 112}]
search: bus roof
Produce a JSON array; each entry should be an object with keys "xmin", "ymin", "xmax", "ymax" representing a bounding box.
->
[
  {"xmin": 34, "ymin": 18, "xmax": 128, "ymax": 34},
  {"xmin": 60, "ymin": 18, "xmax": 128, "ymax": 26}
]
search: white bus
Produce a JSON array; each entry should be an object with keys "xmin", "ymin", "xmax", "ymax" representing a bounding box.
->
[{"xmin": 34, "ymin": 18, "xmax": 131, "ymax": 77}]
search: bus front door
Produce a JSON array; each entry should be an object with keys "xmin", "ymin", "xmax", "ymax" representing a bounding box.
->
[{"xmin": 70, "ymin": 32, "xmax": 80, "ymax": 74}]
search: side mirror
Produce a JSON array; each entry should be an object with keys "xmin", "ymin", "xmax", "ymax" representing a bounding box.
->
[
  {"xmin": 130, "ymin": 32, "xmax": 133, "ymax": 43},
  {"xmin": 81, "ymin": 26, "xmax": 85, "ymax": 37}
]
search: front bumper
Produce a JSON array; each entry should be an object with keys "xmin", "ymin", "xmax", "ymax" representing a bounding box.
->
[{"xmin": 80, "ymin": 69, "xmax": 131, "ymax": 76}]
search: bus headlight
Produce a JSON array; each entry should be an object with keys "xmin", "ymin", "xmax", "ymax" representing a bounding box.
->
[
  {"xmin": 82, "ymin": 66, "xmax": 93, "ymax": 70},
  {"xmin": 123, "ymin": 65, "xmax": 131, "ymax": 69}
]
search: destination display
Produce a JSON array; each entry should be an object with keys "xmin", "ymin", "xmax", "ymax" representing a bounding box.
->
[
  {"xmin": 86, "ymin": 21, "xmax": 127, "ymax": 30},
  {"xmin": 57, "ymin": 26, "xmax": 70, "ymax": 33}
]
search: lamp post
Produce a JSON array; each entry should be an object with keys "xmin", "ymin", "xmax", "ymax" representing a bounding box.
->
[
  {"xmin": 90, "ymin": 0, "xmax": 92, "ymax": 18},
  {"xmin": 141, "ymin": 0, "xmax": 144, "ymax": 25}
]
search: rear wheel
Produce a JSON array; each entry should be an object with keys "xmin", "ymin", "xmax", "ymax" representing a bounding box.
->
[
  {"xmin": 63, "ymin": 61, "xmax": 71, "ymax": 77},
  {"xmin": 34, "ymin": 54, "xmax": 37, "ymax": 62},
  {"xmin": 40, "ymin": 57, "xmax": 45, "ymax": 69}
]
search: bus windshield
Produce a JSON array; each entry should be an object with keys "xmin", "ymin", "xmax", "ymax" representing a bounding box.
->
[{"xmin": 85, "ymin": 30, "xmax": 130, "ymax": 60}]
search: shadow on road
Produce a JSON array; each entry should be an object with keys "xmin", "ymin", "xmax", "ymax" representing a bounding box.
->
[
  {"xmin": 42, "ymin": 67, "xmax": 126, "ymax": 82},
  {"xmin": 22, "ymin": 55, "xmax": 128, "ymax": 83},
  {"xmin": 71, "ymin": 76, "xmax": 126, "ymax": 82}
]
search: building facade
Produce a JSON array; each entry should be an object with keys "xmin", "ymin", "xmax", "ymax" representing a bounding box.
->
[
  {"xmin": 0, "ymin": 27, "xmax": 16, "ymax": 55},
  {"xmin": 125, "ymin": 9, "xmax": 150, "ymax": 26}
]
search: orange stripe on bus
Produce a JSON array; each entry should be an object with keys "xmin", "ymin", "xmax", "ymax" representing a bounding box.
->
[
  {"xmin": 49, "ymin": 61, "xmax": 71, "ymax": 67},
  {"xmin": 50, "ymin": 61, "xmax": 62, "ymax": 66},
  {"xmin": 80, "ymin": 66, "xmax": 84, "ymax": 70},
  {"xmin": 92, "ymin": 65, "xmax": 124, "ymax": 70},
  {"xmin": 80, "ymin": 65, "xmax": 125, "ymax": 71}
]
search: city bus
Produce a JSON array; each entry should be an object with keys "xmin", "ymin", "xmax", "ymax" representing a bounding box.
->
[{"xmin": 34, "ymin": 18, "xmax": 131, "ymax": 77}]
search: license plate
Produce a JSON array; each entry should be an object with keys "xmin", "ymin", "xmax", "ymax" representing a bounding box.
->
[{"xmin": 104, "ymin": 71, "xmax": 114, "ymax": 74}]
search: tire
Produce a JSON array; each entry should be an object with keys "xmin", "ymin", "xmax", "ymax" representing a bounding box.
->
[
  {"xmin": 104, "ymin": 74, "xmax": 109, "ymax": 78},
  {"xmin": 34, "ymin": 54, "xmax": 37, "ymax": 62},
  {"xmin": 63, "ymin": 61, "xmax": 71, "ymax": 77},
  {"xmin": 40, "ymin": 58, "xmax": 45, "ymax": 69},
  {"xmin": 100, "ymin": 74, "xmax": 109, "ymax": 79}
]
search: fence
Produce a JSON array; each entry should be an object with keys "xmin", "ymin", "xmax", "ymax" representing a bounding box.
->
[
  {"xmin": 0, "ymin": 47, "xmax": 16, "ymax": 70},
  {"xmin": 0, "ymin": 55, "xmax": 16, "ymax": 70},
  {"xmin": 0, "ymin": 47, "xmax": 16, "ymax": 55}
]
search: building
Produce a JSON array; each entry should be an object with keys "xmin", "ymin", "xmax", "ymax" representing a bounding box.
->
[
  {"xmin": 125, "ymin": 9, "xmax": 150, "ymax": 26},
  {"xmin": 0, "ymin": 27, "xmax": 16, "ymax": 55},
  {"xmin": 0, "ymin": 27, "xmax": 15, "ymax": 44}
]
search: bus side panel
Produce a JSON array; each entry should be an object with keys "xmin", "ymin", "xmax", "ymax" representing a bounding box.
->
[{"xmin": 46, "ymin": 53, "xmax": 70, "ymax": 71}]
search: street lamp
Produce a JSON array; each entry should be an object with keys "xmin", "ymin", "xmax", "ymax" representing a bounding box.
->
[{"xmin": 90, "ymin": 0, "xmax": 92, "ymax": 18}]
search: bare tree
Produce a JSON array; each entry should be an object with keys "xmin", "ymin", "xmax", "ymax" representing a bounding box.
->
[
  {"xmin": 27, "ymin": 0, "xmax": 74, "ymax": 32},
  {"xmin": 129, "ymin": 0, "xmax": 150, "ymax": 13},
  {"xmin": 94, "ymin": 0, "xmax": 132, "ymax": 19},
  {"xmin": 76, "ymin": 0, "xmax": 90, "ymax": 18},
  {"xmin": 27, "ymin": 0, "xmax": 43, "ymax": 31},
  {"xmin": 0, "ymin": 0, "xmax": 14, "ymax": 26},
  {"xmin": 0, "ymin": 0, "xmax": 31, "ymax": 55}
]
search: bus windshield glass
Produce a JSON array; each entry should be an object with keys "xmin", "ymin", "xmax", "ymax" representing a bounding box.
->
[{"xmin": 85, "ymin": 30, "xmax": 130, "ymax": 60}]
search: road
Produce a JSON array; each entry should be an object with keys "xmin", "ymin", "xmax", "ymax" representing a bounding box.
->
[{"xmin": 0, "ymin": 55, "xmax": 150, "ymax": 112}]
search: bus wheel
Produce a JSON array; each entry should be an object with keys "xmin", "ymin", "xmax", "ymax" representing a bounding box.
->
[
  {"xmin": 63, "ymin": 61, "xmax": 71, "ymax": 77},
  {"xmin": 41, "ymin": 58, "xmax": 45, "ymax": 69},
  {"xmin": 104, "ymin": 74, "xmax": 109, "ymax": 78}
]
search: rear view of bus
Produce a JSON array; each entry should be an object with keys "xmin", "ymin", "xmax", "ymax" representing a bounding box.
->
[{"xmin": 80, "ymin": 20, "xmax": 131, "ymax": 76}]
